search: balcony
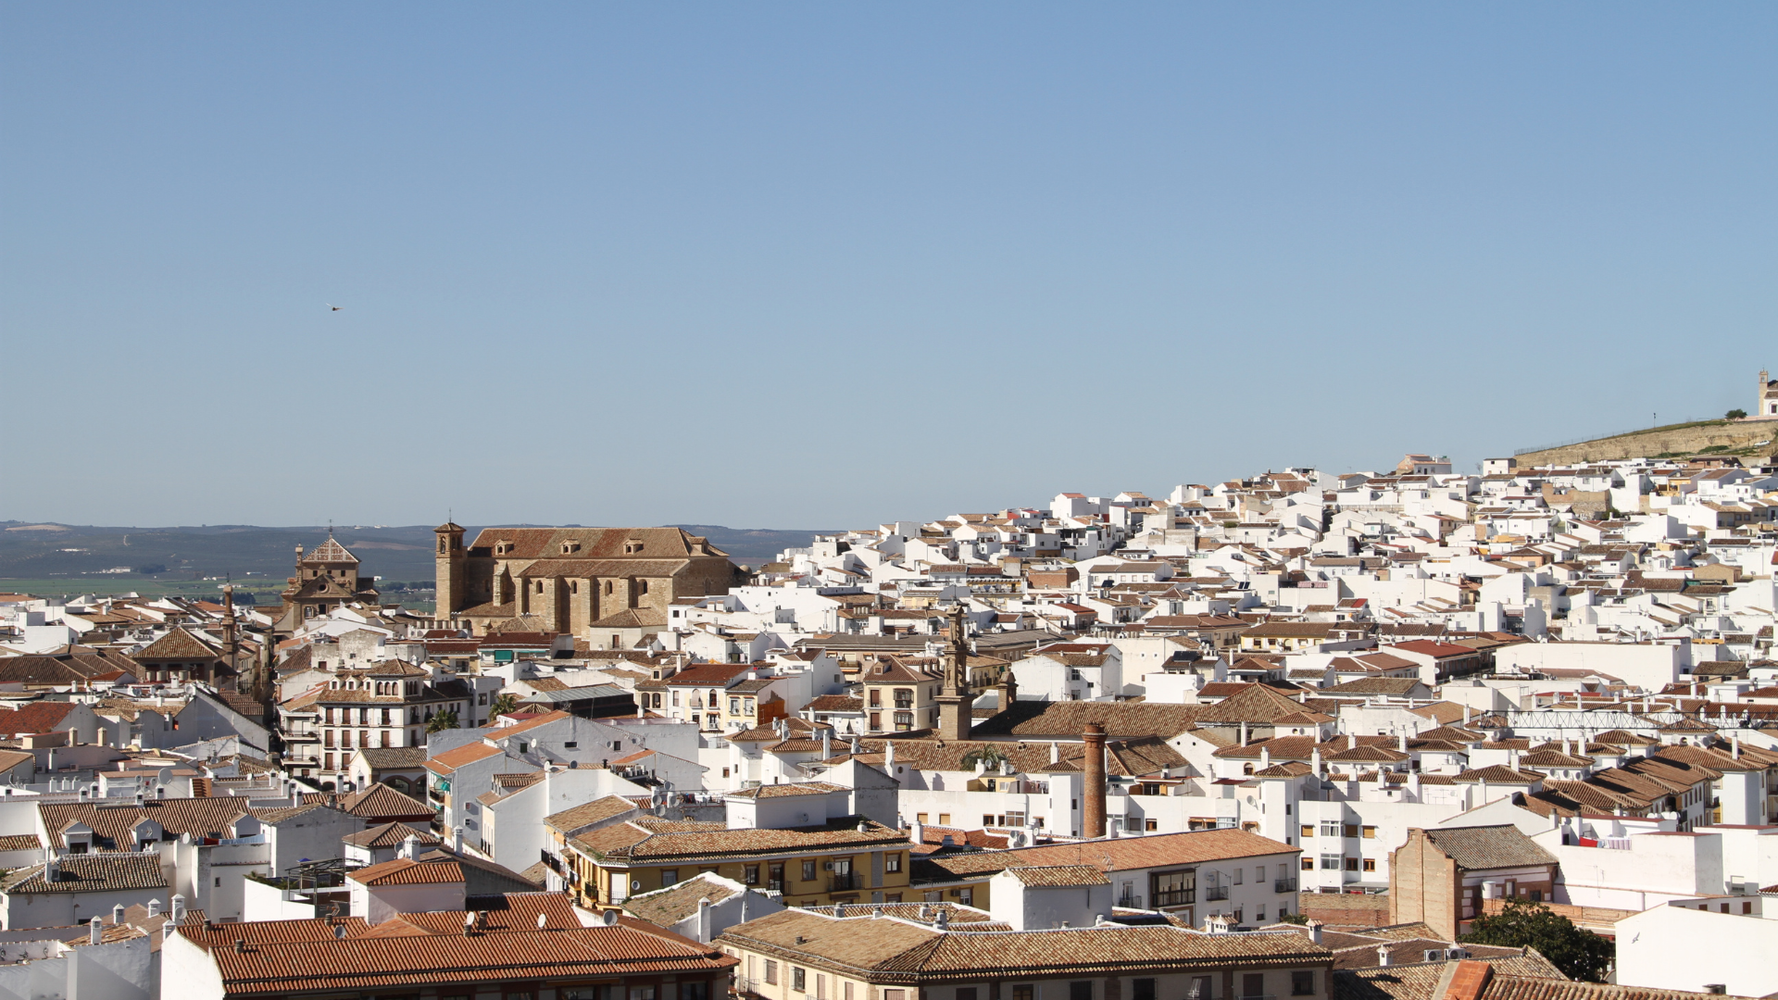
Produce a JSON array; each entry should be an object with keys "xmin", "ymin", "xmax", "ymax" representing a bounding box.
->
[
  {"xmin": 1152, "ymin": 888, "xmax": 1195, "ymax": 908},
  {"xmin": 1116, "ymin": 894, "xmax": 1142, "ymax": 909},
  {"xmin": 768, "ymin": 880, "xmax": 784, "ymax": 893},
  {"xmin": 1205, "ymin": 886, "xmax": 1229, "ymax": 901},
  {"xmin": 830, "ymin": 873, "xmax": 861, "ymax": 892},
  {"xmin": 1274, "ymin": 877, "xmax": 1298, "ymax": 893}
]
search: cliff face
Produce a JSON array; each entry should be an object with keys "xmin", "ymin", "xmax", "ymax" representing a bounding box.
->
[{"xmin": 1515, "ymin": 418, "xmax": 1778, "ymax": 466}]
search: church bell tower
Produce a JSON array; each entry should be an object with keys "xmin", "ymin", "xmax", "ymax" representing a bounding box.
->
[
  {"xmin": 935, "ymin": 604, "xmax": 974, "ymax": 740},
  {"xmin": 435, "ymin": 520, "xmax": 467, "ymax": 620}
]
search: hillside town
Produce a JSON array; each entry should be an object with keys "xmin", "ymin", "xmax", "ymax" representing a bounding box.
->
[{"xmin": 3, "ymin": 436, "xmax": 1778, "ymax": 999}]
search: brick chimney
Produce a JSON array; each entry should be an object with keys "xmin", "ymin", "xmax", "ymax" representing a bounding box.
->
[{"xmin": 1082, "ymin": 722, "xmax": 1107, "ymax": 839}]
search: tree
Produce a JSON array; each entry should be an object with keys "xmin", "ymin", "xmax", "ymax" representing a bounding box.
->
[
  {"xmin": 959, "ymin": 746, "xmax": 1009, "ymax": 772},
  {"xmin": 488, "ymin": 693, "xmax": 520, "ymax": 720},
  {"xmin": 1277, "ymin": 912, "xmax": 1309, "ymax": 925},
  {"xmin": 1460, "ymin": 897, "xmax": 1613, "ymax": 982},
  {"xmin": 1727, "ymin": 408, "xmax": 1747, "ymax": 420},
  {"xmin": 426, "ymin": 709, "xmax": 460, "ymax": 734}
]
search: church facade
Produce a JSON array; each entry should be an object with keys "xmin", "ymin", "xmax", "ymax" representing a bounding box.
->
[
  {"xmin": 433, "ymin": 524, "xmax": 743, "ymax": 638},
  {"xmin": 274, "ymin": 535, "xmax": 381, "ymax": 631}
]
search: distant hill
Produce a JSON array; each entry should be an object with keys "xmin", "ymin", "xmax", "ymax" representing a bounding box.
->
[
  {"xmin": 1513, "ymin": 418, "xmax": 1778, "ymax": 466},
  {"xmin": 0, "ymin": 521, "xmax": 825, "ymax": 595}
]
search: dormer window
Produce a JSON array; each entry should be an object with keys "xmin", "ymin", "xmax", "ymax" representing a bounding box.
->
[
  {"xmin": 496, "ymin": 541, "xmax": 514, "ymax": 556},
  {"xmin": 561, "ymin": 541, "xmax": 581, "ymax": 554},
  {"xmin": 624, "ymin": 540, "xmax": 644, "ymax": 554}
]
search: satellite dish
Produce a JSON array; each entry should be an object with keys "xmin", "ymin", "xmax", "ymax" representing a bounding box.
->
[{"xmin": 602, "ymin": 910, "xmax": 620, "ymax": 926}]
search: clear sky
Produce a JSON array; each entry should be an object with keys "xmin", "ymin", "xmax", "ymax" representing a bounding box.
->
[{"xmin": 4, "ymin": 4, "xmax": 1774, "ymax": 530}]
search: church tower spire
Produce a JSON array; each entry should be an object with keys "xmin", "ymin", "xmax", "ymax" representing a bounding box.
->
[{"xmin": 935, "ymin": 604, "xmax": 974, "ymax": 740}]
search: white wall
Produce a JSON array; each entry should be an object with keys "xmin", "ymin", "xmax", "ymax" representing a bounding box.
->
[
  {"xmin": 1616, "ymin": 902, "xmax": 1778, "ymax": 997},
  {"xmin": 1492, "ymin": 641, "xmax": 1686, "ymax": 693}
]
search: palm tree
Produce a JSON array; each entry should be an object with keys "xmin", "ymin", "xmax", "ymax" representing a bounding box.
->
[
  {"xmin": 959, "ymin": 745, "xmax": 1008, "ymax": 772},
  {"xmin": 426, "ymin": 709, "xmax": 460, "ymax": 734},
  {"xmin": 488, "ymin": 693, "xmax": 520, "ymax": 720}
]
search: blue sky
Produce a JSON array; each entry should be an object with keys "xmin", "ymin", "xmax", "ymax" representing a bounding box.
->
[{"xmin": 4, "ymin": 4, "xmax": 1774, "ymax": 529}]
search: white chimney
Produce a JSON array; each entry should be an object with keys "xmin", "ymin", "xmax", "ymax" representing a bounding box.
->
[
  {"xmin": 1376, "ymin": 944, "xmax": 1392, "ymax": 967},
  {"xmin": 147, "ymin": 899, "xmax": 161, "ymax": 918},
  {"xmin": 171, "ymin": 895, "xmax": 186, "ymax": 922},
  {"xmin": 89, "ymin": 921, "xmax": 102, "ymax": 946}
]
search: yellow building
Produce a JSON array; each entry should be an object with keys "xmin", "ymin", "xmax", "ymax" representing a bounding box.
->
[
  {"xmin": 545, "ymin": 805, "xmax": 914, "ymax": 910},
  {"xmin": 859, "ymin": 656, "xmax": 940, "ymax": 733},
  {"xmin": 717, "ymin": 894, "xmax": 1331, "ymax": 1000}
]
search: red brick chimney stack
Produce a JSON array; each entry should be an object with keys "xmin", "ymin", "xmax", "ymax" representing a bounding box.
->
[{"xmin": 1082, "ymin": 722, "xmax": 1107, "ymax": 839}]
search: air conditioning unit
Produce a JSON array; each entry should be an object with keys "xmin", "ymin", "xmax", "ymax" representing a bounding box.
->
[
  {"xmin": 1424, "ymin": 950, "xmax": 1442, "ymax": 963},
  {"xmin": 823, "ymin": 860, "xmax": 834, "ymax": 871}
]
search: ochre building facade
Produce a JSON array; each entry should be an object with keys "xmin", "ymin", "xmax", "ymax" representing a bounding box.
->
[{"xmin": 434, "ymin": 523, "xmax": 742, "ymax": 637}]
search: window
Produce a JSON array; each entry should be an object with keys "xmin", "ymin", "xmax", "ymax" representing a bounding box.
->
[
  {"xmin": 1363, "ymin": 858, "xmax": 1377, "ymax": 872},
  {"xmin": 1146, "ymin": 818, "xmax": 1158, "ymax": 832},
  {"xmin": 1233, "ymin": 868, "xmax": 1243, "ymax": 885},
  {"xmin": 846, "ymin": 985, "xmax": 855, "ymax": 1000},
  {"xmin": 765, "ymin": 961, "xmax": 779, "ymax": 986},
  {"xmin": 1320, "ymin": 854, "xmax": 1342, "ymax": 870},
  {"xmin": 1344, "ymin": 857, "xmax": 1359, "ymax": 871},
  {"xmin": 792, "ymin": 968, "xmax": 806, "ymax": 992},
  {"xmin": 817, "ymin": 974, "xmax": 827, "ymax": 999},
  {"xmin": 1300, "ymin": 857, "xmax": 1313, "ymax": 871},
  {"xmin": 1292, "ymin": 971, "xmax": 1316, "ymax": 996},
  {"xmin": 1132, "ymin": 980, "xmax": 1157, "ymax": 1000},
  {"xmin": 1256, "ymin": 905, "xmax": 1266, "ymax": 921},
  {"xmin": 684, "ymin": 984, "xmax": 709, "ymax": 1000},
  {"xmin": 886, "ymin": 853, "xmax": 902, "ymax": 873},
  {"xmin": 1343, "ymin": 824, "xmax": 1358, "ymax": 839},
  {"xmin": 1189, "ymin": 977, "xmax": 1212, "ymax": 1000},
  {"xmin": 802, "ymin": 860, "xmax": 817, "ymax": 881},
  {"xmin": 1071, "ymin": 983, "xmax": 1093, "ymax": 1000},
  {"xmin": 1243, "ymin": 974, "xmax": 1265, "ymax": 1000},
  {"xmin": 1361, "ymin": 825, "xmax": 1377, "ymax": 839},
  {"xmin": 1014, "ymin": 988, "xmax": 1034, "ymax": 1000},
  {"xmin": 1151, "ymin": 869, "xmax": 1195, "ymax": 907},
  {"xmin": 745, "ymin": 865, "xmax": 760, "ymax": 885},
  {"xmin": 1256, "ymin": 865, "xmax": 1266, "ymax": 881},
  {"xmin": 1319, "ymin": 821, "xmax": 1341, "ymax": 836},
  {"xmin": 661, "ymin": 869, "xmax": 678, "ymax": 886},
  {"xmin": 1300, "ymin": 824, "xmax": 1313, "ymax": 839},
  {"xmin": 958, "ymin": 990, "xmax": 978, "ymax": 1000}
]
